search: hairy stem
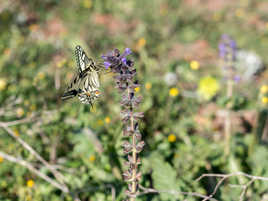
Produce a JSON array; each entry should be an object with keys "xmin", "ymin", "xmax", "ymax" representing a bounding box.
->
[
  {"xmin": 130, "ymin": 115, "xmax": 137, "ymax": 200},
  {"xmin": 224, "ymin": 78, "xmax": 233, "ymax": 156}
]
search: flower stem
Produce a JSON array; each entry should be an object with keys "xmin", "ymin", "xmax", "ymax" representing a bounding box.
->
[{"xmin": 131, "ymin": 116, "xmax": 137, "ymax": 201}]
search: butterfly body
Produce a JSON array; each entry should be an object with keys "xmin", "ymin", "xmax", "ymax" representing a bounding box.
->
[{"xmin": 61, "ymin": 45, "xmax": 102, "ymax": 105}]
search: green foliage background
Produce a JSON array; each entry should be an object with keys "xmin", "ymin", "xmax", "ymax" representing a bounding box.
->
[{"xmin": 0, "ymin": 0, "xmax": 268, "ymax": 200}]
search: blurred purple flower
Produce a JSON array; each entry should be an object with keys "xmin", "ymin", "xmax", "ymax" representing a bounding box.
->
[
  {"xmin": 124, "ymin": 48, "xmax": 132, "ymax": 56},
  {"xmin": 234, "ymin": 75, "xmax": 241, "ymax": 83},
  {"xmin": 218, "ymin": 34, "xmax": 237, "ymax": 61},
  {"xmin": 121, "ymin": 57, "xmax": 127, "ymax": 65},
  {"xmin": 219, "ymin": 34, "xmax": 239, "ymax": 83},
  {"xmin": 104, "ymin": 61, "xmax": 111, "ymax": 69}
]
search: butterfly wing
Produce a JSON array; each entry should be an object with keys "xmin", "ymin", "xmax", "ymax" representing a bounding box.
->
[
  {"xmin": 61, "ymin": 72, "xmax": 82, "ymax": 101},
  {"xmin": 75, "ymin": 45, "xmax": 98, "ymax": 73},
  {"xmin": 62, "ymin": 45, "xmax": 102, "ymax": 105},
  {"xmin": 77, "ymin": 70, "xmax": 101, "ymax": 105}
]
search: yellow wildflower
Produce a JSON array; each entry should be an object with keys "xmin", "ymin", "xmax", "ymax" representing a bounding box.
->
[
  {"xmin": 198, "ymin": 76, "xmax": 220, "ymax": 100},
  {"xmin": 89, "ymin": 155, "xmax": 96, "ymax": 162},
  {"xmin": 56, "ymin": 59, "xmax": 66, "ymax": 68},
  {"xmin": 190, "ymin": 60, "xmax": 200, "ymax": 70},
  {"xmin": 0, "ymin": 78, "xmax": 7, "ymax": 91},
  {"xmin": 4, "ymin": 49, "xmax": 10, "ymax": 56},
  {"xmin": 37, "ymin": 72, "xmax": 45, "ymax": 80},
  {"xmin": 97, "ymin": 120, "xmax": 104, "ymax": 126},
  {"xmin": 169, "ymin": 88, "xmax": 179, "ymax": 97},
  {"xmin": 105, "ymin": 117, "xmax": 111, "ymax": 124},
  {"xmin": 145, "ymin": 82, "xmax": 152, "ymax": 90},
  {"xmin": 260, "ymin": 85, "xmax": 268, "ymax": 94},
  {"xmin": 0, "ymin": 156, "xmax": 3, "ymax": 163},
  {"xmin": 135, "ymin": 87, "xmax": 140, "ymax": 92},
  {"xmin": 29, "ymin": 24, "xmax": 39, "ymax": 32},
  {"xmin": 168, "ymin": 134, "xmax": 176, "ymax": 143},
  {"xmin": 27, "ymin": 180, "xmax": 34, "ymax": 188},
  {"xmin": 262, "ymin": 97, "xmax": 268, "ymax": 104},
  {"xmin": 235, "ymin": 8, "xmax": 245, "ymax": 18},
  {"xmin": 13, "ymin": 129, "xmax": 20, "ymax": 137},
  {"xmin": 30, "ymin": 104, "xmax": 37, "ymax": 111},
  {"xmin": 16, "ymin": 108, "xmax": 24, "ymax": 118},
  {"xmin": 83, "ymin": 0, "xmax": 92, "ymax": 8},
  {"xmin": 136, "ymin": 38, "xmax": 146, "ymax": 49}
]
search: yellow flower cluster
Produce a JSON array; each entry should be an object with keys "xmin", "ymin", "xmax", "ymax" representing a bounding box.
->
[
  {"xmin": 105, "ymin": 117, "xmax": 111, "ymax": 124},
  {"xmin": 13, "ymin": 129, "xmax": 20, "ymax": 137},
  {"xmin": 235, "ymin": 8, "xmax": 245, "ymax": 18},
  {"xmin": 135, "ymin": 87, "xmax": 140, "ymax": 92},
  {"xmin": 145, "ymin": 82, "xmax": 152, "ymax": 90},
  {"xmin": 198, "ymin": 76, "xmax": 220, "ymax": 100},
  {"xmin": 56, "ymin": 58, "xmax": 67, "ymax": 68},
  {"xmin": 190, "ymin": 60, "xmax": 200, "ymax": 70},
  {"xmin": 33, "ymin": 72, "xmax": 46, "ymax": 86},
  {"xmin": 29, "ymin": 24, "xmax": 39, "ymax": 32},
  {"xmin": 168, "ymin": 134, "xmax": 176, "ymax": 143},
  {"xmin": 260, "ymin": 85, "xmax": 268, "ymax": 94},
  {"xmin": 37, "ymin": 72, "xmax": 45, "ymax": 80},
  {"xmin": 0, "ymin": 78, "xmax": 7, "ymax": 91},
  {"xmin": 89, "ymin": 155, "xmax": 96, "ymax": 162},
  {"xmin": 262, "ymin": 97, "xmax": 268, "ymax": 104},
  {"xmin": 27, "ymin": 180, "xmax": 34, "ymax": 188},
  {"xmin": 0, "ymin": 156, "xmax": 4, "ymax": 163},
  {"xmin": 97, "ymin": 119, "xmax": 104, "ymax": 126},
  {"xmin": 169, "ymin": 88, "xmax": 179, "ymax": 97},
  {"xmin": 136, "ymin": 37, "xmax": 146, "ymax": 50},
  {"xmin": 260, "ymin": 85, "xmax": 268, "ymax": 105}
]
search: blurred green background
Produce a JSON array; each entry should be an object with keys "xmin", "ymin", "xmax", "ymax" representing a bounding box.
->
[{"xmin": 1, "ymin": 0, "xmax": 268, "ymax": 200}]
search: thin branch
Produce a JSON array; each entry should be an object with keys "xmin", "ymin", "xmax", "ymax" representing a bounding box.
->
[
  {"xmin": 196, "ymin": 172, "xmax": 268, "ymax": 182},
  {"xmin": 138, "ymin": 185, "xmax": 218, "ymax": 201},
  {"xmin": 0, "ymin": 122, "xmax": 67, "ymax": 186},
  {"xmin": 0, "ymin": 116, "xmax": 34, "ymax": 127},
  {"xmin": 0, "ymin": 151, "xmax": 69, "ymax": 193},
  {"xmin": 239, "ymin": 178, "xmax": 256, "ymax": 201},
  {"xmin": 196, "ymin": 172, "xmax": 268, "ymax": 201}
]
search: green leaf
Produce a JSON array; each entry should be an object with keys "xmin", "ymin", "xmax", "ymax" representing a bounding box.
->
[{"xmin": 150, "ymin": 152, "xmax": 181, "ymax": 200}]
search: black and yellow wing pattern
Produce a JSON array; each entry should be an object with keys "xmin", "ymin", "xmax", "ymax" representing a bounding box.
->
[{"xmin": 61, "ymin": 45, "xmax": 101, "ymax": 105}]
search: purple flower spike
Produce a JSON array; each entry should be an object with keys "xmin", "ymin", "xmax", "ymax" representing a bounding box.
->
[
  {"xmin": 104, "ymin": 61, "xmax": 111, "ymax": 69},
  {"xmin": 101, "ymin": 48, "xmax": 143, "ymax": 199}
]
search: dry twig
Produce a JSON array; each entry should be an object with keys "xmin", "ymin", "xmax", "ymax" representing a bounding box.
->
[
  {"xmin": 138, "ymin": 185, "xmax": 218, "ymax": 201},
  {"xmin": 196, "ymin": 172, "xmax": 268, "ymax": 201},
  {"xmin": 0, "ymin": 151, "xmax": 69, "ymax": 193},
  {"xmin": 0, "ymin": 122, "xmax": 67, "ymax": 186}
]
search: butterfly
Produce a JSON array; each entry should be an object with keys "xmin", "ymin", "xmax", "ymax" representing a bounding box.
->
[{"xmin": 61, "ymin": 45, "xmax": 103, "ymax": 106}]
